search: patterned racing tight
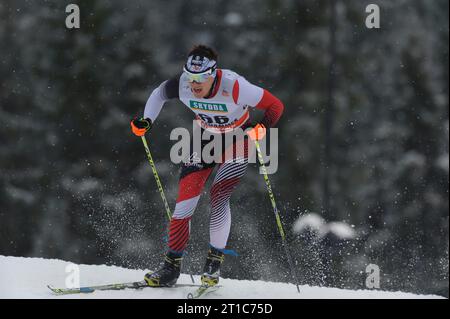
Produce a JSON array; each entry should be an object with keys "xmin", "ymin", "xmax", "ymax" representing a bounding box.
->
[{"xmin": 167, "ymin": 126, "xmax": 250, "ymax": 255}]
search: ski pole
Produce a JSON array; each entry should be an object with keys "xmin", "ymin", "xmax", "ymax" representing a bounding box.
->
[
  {"xmin": 140, "ymin": 136, "xmax": 171, "ymax": 221},
  {"xmin": 253, "ymin": 139, "xmax": 301, "ymax": 293},
  {"xmin": 140, "ymin": 135, "xmax": 195, "ymax": 283}
]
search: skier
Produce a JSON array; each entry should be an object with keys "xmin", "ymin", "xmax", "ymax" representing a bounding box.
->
[{"xmin": 131, "ymin": 45, "xmax": 284, "ymax": 287}]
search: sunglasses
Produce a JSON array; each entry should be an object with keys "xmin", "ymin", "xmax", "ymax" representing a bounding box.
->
[{"xmin": 183, "ymin": 68, "xmax": 216, "ymax": 83}]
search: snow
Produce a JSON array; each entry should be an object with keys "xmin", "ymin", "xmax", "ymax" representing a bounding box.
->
[
  {"xmin": 436, "ymin": 153, "xmax": 449, "ymax": 173},
  {"xmin": 293, "ymin": 213, "xmax": 357, "ymax": 240},
  {"xmin": 4, "ymin": 185, "xmax": 36, "ymax": 205},
  {"xmin": 293, "ymin": 213, "xmax": 326, "ymax": 235},
  {"xmin": 224, "ymin": 13, "xmax": 243, "ymax": 26},
  {"xmin": 0, "ymin": 256, "xmax": 443, "ymax": 299},
  {"xmin": 327, "ymin": 222, "xmax": 357, "ymax": 240}
]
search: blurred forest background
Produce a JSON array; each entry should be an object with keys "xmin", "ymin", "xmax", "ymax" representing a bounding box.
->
[{"xmin": 0, "ymin": 0, "xmax": 448, "ymax": 297}]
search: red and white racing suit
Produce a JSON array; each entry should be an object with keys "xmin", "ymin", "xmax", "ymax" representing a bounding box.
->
[{"xmin": 143, "ymin": 69, "xmax": 284, "ymax": 254}]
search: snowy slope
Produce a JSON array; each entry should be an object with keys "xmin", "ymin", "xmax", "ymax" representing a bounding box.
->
[{"xmin": 0, "ymin": 256, "xmax": 443, "ymax": 299}]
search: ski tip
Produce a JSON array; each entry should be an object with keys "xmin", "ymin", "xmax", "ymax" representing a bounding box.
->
[{"xmin": 47, "ymin": 285, "xmax": 61, "ymax": 294}]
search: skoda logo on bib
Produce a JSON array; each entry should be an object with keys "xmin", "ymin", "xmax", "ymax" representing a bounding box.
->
[{"xmin": 190, "ymin": 101, "xmax": 228, "ymax": 113}]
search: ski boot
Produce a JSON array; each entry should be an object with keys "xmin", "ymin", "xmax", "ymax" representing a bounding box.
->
[
  {"xmin": 144, "ymin": 252, "xmax": 182, "ymax": 287},
  {"xmin": 200, "ymin": 247, "xmax": 225, "ymax": 287}
]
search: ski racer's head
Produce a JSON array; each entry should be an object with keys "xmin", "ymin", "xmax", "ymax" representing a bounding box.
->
[{"xmin": 184, "ymin": 45, "xmax": 218, "ymax": 98}]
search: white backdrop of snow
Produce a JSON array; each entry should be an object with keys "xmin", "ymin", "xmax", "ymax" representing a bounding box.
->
[{"xmin": 0, "ymin": 256, "xmax": 443, "ymax": 299}]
